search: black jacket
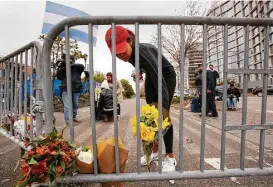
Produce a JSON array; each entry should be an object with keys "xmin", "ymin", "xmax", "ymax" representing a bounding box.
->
[
  {"xmin": 210, "ymin": 70, "xmax": 219, "ymax": 88},
  {"xmin": 195, "ymin": 70, "xmax": 215, "ymax": 95},
  {"xmin": 99, "ymin": 88, "xmax": 113, "ymax": 110},
  {"xmin": 227, "ymin": 87, "xmax": 241, "ymax": 98},
  {"xmin": 56, "ymin": 63, "xmax": 84, "ymax": 92},
  {"xmin": 129, "ymin": 43, "xmax": 175, "ymax": 110}
]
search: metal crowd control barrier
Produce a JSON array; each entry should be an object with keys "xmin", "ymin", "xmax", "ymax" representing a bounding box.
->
[
  {"xmin": 41, "ymin": 16, "xmax": 273, "ymax": 183},
  {"xmin": 0, "ymin": 41, "xmax": 44, "ymax": 149}
]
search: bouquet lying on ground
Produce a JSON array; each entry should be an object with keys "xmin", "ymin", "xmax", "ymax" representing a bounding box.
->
[
  {"xmin": 130, "ymin": 104, "xmax": 171, "ymax": 171},
  {"xmin": 16, "ymin": 125, "xmax": 78, "ymax": 187}
]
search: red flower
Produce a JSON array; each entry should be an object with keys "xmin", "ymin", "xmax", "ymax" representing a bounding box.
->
[
  {"xmin": 56, "ymin": 166, "xmax": 63, "ymax": 174},
  {"xmin": 31, "ymin": 161, "xmax": 48, "ymax": 175},
  {"xmin": 27, "ymin": 150, "xmax": 35, "ymax": 157},
  {"xmin": 48, "ymin": 141, "xmax": 59, "ymax": 151},
  {"xmin": 20, "ymin": 163, "xmax": 30, "ymax": 176}
]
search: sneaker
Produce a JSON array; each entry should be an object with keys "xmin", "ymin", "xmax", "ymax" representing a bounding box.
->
[
  {"xmin": 162, "ymin": 156, "xmax": 177, "ymax": 173},
  {"xmin": 141, "ymin": 152, "xmax": 159, "ymax": 166}
]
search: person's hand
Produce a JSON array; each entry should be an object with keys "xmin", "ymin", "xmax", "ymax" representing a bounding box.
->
[{"xmin": 207, "ymin": 90, "xmax": 212, "ymax": 93}]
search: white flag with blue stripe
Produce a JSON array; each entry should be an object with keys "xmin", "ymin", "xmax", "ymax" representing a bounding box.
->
[{"xmin": 42, "ymin": 1, "xmax": 97, "ymax": 46}]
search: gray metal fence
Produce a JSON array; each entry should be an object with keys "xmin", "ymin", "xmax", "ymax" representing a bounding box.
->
[
  {"xmin": 41, "ymin": 16, "xmax": 273, "ymax": 183},
  {"xmin": 0, "ymin": 41, "xmax": 44, "ymax": 149}
]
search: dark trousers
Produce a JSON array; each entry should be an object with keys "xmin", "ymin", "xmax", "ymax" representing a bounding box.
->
[
  {"xmin": 207, "ymin": 93, "xmax": 218, "ymax": 116},
  {"xmin": 199, "ymin": 93, "xmax": 218, "ymax": 116},
  {"xmin": 145, "ymin": 72, "xmax": 176, "ymax": 154}
]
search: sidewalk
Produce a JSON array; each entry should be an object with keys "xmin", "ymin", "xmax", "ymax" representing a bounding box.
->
[{"xmin": 183, "ymin": 102, "xmax": 273, "ymax": 150}]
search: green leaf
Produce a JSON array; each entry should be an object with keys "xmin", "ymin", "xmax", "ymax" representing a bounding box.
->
[
  {"xmin": 49, "ymin": 126, "xmax": 58, "ymax": 140},
  {"xmin": 15, "ymin": 177, "xmax": 30, "ymax": 187},
  {"xmin": 67, "ymin": 141, "xmax": 76, "ymax": 149},
  {"xmin": 60, "ymin": 161, "xmax": 66, "ymax": 170},
  {"xmin": 29, "ymin": 157, "xmax": 38, "ymax": 165}
]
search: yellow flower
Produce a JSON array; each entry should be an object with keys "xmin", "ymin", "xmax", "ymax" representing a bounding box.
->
[
  {"xmin": 162, "ymin": 117, "xmax": 170, "ymax": 129},
  {"xmin": 154, "ymin": 117, "xmax": 170, "ymax": 130},
  {"xmin": 130, "ymin": 116, "xmax": 137, "ymax": 136},
  {"xmin": 140, "ymin": 123, "xmax": 155, "ymax": 142}
]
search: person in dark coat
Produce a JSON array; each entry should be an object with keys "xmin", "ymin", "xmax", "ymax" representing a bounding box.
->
[
  {"xmin": 56, "ymin": 54, "xmax": 84, "ymax": 125},
  {"xmin": 98, "ymin": 80, "xmax": 115, "ymax": 122},
  {"xmin": 195, "ymin": 65, "xmax": 218, "ymax": 117},
  {"xmin": 105, "ymin": 26, "xmax": 177, "ymax": 173},
  {"xmin": 209, "ymin": 64, "xmax": 219, "ymax": 89},
  {"xmin": 227, "ymin": 83, "xmax": 241, "ymax": 110}
]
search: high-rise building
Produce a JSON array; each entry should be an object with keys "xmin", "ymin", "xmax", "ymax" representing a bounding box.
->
[
  {"xmin": 207, "ymin": 0, "xmax": 273, "ymax": 88},
  {"xmin": 188, "ymin": 46, "xmax": 203, "ymax": 89}
]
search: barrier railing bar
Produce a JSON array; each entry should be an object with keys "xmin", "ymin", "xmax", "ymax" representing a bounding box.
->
[
  {"xmin": 10, "ymin": 57, "xmax": 15, "ymax": 117},
  {"xmin": 3, "ymin": 62, "xmax": 6, "ymax": 117},
  {"xmin": 57, "ymin": 167, "xmax": 273, "ymax": 183},
  {"xmin": 30, "ymin": 47, "xmax": 34, "ymax": 141},
  {"xmin": 14, "ymin": 55, "xmax": 19, "ymax": 115},
  {"xmin": 111, "ymin": 23, "xmax": 120, "ymax": 174},
  {"xmin": 46, "ymin": 16, "xmax": 273, "ymax": 29},
  {"xmin": 220, "ymin": 24, "xmax": 228, "ymax": 171},
  {"xmin": 179, "ymin": 24, "xmax": 185, "ymax": 173},
  {"xmin": 88, "ymin": 23, "xmax": 98, "ymax": 175},
  {"xmin": 259, "ymin": 25, "xmax": 269, "ymax": 169},
  {"xmin": 24, "ymin": 49, "xmax": 28, "ymax": 138},
  {"xmin": 200, "ymin": 24, "xmax": 207, "ymax": 172},
  {"xmin": 19, "ymin": 52, "xmax": 23, "ymax": 116},
  {"xmin": 225, "ymin": 124, "xmax": 273, "ymax": 131},
  {"xmin": 65, "ymin": 25, "xmax": 75, "ymax": 143},
  {"xmin": 134, "ymin": 22, "xmax": 141, "ymax": 174},
  {"xmin": 0, "ymin": 61, "xmax": 3, "ymax": 126},
  {"xmin": 10, "ymin": 57, "xmax": 15, "ymax": 135},
  {"xmin": 240, "ymin": 25, "xmax": 250, "ymax": 170},
  {"xmin": 226, "ymin": 69, "xmax": 273, "ymax": 74},
  {"xmin": 157, "ymin": 23, "xmax": 163, "ymax": 174},
  {"xmin": 7, "ymin": 61, "xmax": 11, "ymax": 114}
]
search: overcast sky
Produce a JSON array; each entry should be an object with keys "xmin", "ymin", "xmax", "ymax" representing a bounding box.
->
[{"xmin": 0, "ymin": 0, "xmax": 212, "ymax": 88}]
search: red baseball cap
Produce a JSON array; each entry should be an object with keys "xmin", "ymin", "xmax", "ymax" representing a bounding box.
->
[{"xmin": 105, "ymin": 26, "xmax": 129, "ymax": 54}]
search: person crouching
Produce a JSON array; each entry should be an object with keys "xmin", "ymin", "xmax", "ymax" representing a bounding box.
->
[{"xmin": 98, "ymin": 81, "xmax": 116, "ymax": 122}]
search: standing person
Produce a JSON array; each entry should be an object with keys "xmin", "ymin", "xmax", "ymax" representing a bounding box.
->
[
  {"xmin": 208, "ymin": 64, "xmax": 219, "ymax": 88},
  {"xmin": 56, "ymin": 54, "xmax": 84, "ymax": 126},
  {"xmin": 131, "ymin": 69, "xmax": 145, "ymax": 97},
  {"xmin": 105, "ymin": 26, "xmax": 177, "ymax": 172},
  {"xmin": 227, "ymin": 83, "xmax": 241, "ymax": 110},
  {"xmin": 195, "ymin": 65, "xmax": 218, "ymax": 117},
  {"xmin": 106, "ymin": 72, "xmax": 123, "ymax": 116}
]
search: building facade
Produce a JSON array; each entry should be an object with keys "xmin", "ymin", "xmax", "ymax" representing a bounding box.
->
[
  {"xmin": 207, "ymin": 0, "xmax": 273, "ymax": 88},
  {"xmin": 188, "ymin": 48, "xmax": 203, "ymax": 89}
]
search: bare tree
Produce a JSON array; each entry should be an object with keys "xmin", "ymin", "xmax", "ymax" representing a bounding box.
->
[{"xmin": 151, "ymin": 1, "xmax": 213, "ymax": 65}]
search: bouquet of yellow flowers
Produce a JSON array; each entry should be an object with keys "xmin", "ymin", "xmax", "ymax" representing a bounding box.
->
[{"xmin": 130, "ymin": 104, "xmax": 170, "ymax": 171}]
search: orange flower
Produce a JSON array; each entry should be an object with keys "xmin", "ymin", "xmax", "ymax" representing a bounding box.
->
[
  {"xmin": 50, "ymin": 151, "xmax": 57, "ymax": 155},
  {"xmin": 20, "ymin": 163, "xmax": 30, "ymax": 176},
  {"xmin": 56, "ymin": 166, "xmax": 63, "ymax": 174},
  {"xmin": 36, "ymin": 146, "xmax": 49, "ymax": 156}
]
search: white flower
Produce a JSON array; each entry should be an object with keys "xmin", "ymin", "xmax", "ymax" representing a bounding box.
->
[{"xmin": 76, "ymin": 148, "xmax": 93, "ymax": 164}]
